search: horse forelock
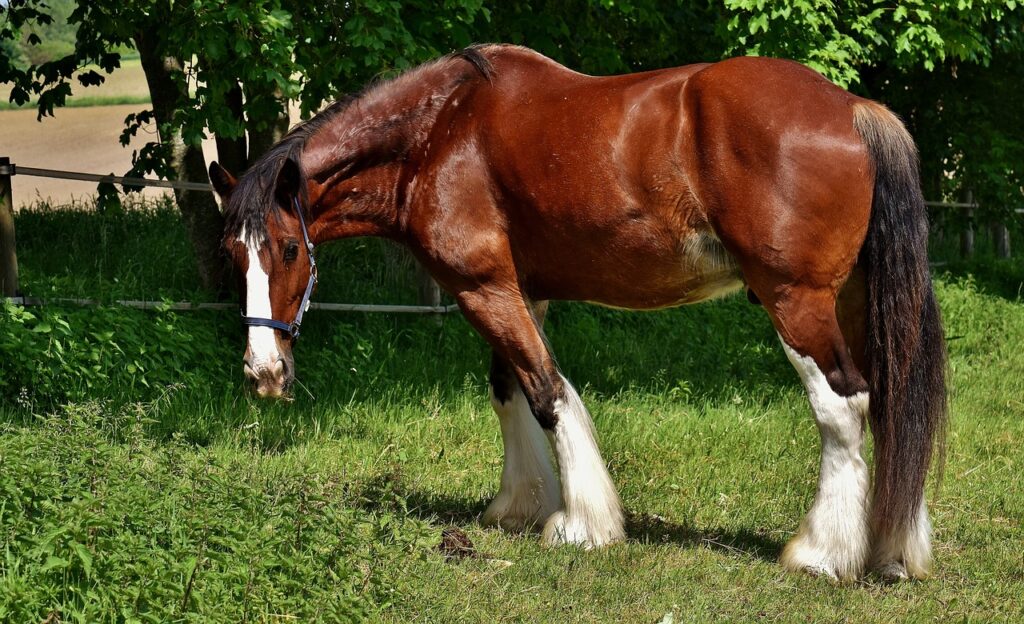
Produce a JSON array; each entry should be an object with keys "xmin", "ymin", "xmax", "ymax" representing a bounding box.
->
[
  {"xmin": 225, "ymin": 98, "xmax": 354, "ymax": 247},
  {"xmin": 224, "ymin": 46, "xmax": 497, "ymax": 248}
]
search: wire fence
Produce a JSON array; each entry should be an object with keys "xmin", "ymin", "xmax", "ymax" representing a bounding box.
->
[
  {"xmin": 0, "ymin": 157, "xmax": 453, "ymax": 313},
  {"xmin": 0, "ymin": 157, "xmax": 1017, "ymax": 308}
]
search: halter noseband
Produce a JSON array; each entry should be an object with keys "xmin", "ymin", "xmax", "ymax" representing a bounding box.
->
[{"xmin": 241, "ymin": 195, "xmax": 318, "ymax": 340}]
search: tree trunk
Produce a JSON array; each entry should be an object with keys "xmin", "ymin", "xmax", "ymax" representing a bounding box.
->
[
  {"xmin": 215, "ymin": 81, "xmax": 248, "ymax": 176},
  {"xmin": 135, "ymin": 31, "xmax": 228, "ymax": 295},
  {"xmin": 245, "ymin": 86, "xmax": 290, "ymax": 166}
]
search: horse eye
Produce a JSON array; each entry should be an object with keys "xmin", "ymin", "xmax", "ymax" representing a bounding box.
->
[{"xmin": 283, "ymin": 240, "xmax": 299, "ymax": 262}]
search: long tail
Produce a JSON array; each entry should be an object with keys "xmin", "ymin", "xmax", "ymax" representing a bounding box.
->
[{"xmin": 852, "ymin": 102, "xmax": 948, "ymax": 550}]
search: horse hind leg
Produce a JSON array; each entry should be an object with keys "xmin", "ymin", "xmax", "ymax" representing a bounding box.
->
[
  {"xmin": 769, "ymin": 286, "xmax": 872, "ymax": 581},
  {"xmin": 483, "ymin": 349, "xmax": 561, "ymax": 532},
  {"xmin": 836, "ymin": 270, "xmax": 932, "ymax": 580}
]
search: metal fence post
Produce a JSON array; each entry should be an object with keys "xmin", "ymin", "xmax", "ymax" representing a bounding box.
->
[
  {"xmin": 416, "ymin": 261, "xmax": 443, "ymax": 325},
  {"xmin": 0, "ymin": 157, "xmax": 18, "ymax": 297}
]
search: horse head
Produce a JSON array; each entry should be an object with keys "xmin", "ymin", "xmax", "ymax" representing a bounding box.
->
[{"xmin": 211, "ymin": 158, "xmax": 315, "ymax": 398}]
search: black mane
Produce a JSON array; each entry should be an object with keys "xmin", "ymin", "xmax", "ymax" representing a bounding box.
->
[{"xmin": 224, "ymin": 46, "xmax": 494, "ymax": 246}]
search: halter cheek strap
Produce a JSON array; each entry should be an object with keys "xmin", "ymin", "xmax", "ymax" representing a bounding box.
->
[{"xmin": 241, "ymin": 195, "xmax": 318, "ymax": 340}]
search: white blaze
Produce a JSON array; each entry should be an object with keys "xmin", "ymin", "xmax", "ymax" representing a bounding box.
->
[{"xmin": 242, "ymin": 232, "xmax": 280, "ymax": 373}]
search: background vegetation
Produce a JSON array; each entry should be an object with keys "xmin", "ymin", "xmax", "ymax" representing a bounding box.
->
[
  {"xmin": 3, "ymin": 0, "xmax": 1022, "ymax": 290},
  {"xmin": 1, "ymin": 1, "xmax": 1023, "ymax": 621}
]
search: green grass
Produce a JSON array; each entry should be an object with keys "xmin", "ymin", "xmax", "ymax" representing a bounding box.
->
[{"xmin": 2, "ymin": 200, "xmax": 1023, "ymax": 622}]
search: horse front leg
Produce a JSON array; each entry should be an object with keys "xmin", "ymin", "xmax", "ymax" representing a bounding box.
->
[
  {"xmin": 484, "ymin": 324, "xmax": 562, "ymax": 531},
  {"xmin": 459, "ymin": 287, "xmax": 625, "ymax": 548}
]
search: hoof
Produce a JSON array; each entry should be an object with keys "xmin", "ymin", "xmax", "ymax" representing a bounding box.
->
[
  {"xmin": 873, "ymin": 561, "xmax": 910, "ymax": 582},
  {"xmin": 780, "ymin": 535, "xmax": 865, "ymax": 582},
  {"xmin": 541, "ymin": 510, "xmax": 624, "ymax": 549},
  {"xmin": 482, "ymin": 487, "xmax": 558, "ymax": 533}
]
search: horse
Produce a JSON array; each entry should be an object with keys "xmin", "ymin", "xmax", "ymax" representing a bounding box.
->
[{"xmin": 209, "ymin": 44, "xmax": 947, "ymax": 582}]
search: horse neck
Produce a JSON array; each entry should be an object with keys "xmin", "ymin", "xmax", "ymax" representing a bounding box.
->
[{"xmin": 300, "ymin": 63, "xmax": 476, "ymax": 241}]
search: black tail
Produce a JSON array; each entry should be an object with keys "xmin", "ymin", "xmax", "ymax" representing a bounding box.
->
[{"xmin": 853, "ymin": 103, "xmax": 948, "ymax": 545}]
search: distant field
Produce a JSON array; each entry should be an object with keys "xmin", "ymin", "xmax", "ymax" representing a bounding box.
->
[
  {"xmin": 0, "ymin": 104, "xmax": 181, "ymax": 205},
  {"xmin": 0, "ymin": 58, "xmax": 150, "ymax": 110},
  {"xmin": 0, "ymin": 60, "xmax": 176, "ymax": 205}
]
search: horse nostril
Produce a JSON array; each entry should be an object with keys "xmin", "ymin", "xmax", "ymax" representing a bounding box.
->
[
  {"xmin": 243, "ymin": 359, "xmax": 258, "ymax": 380},
  {"xmin": 272, "ymin": 358, "xmax": 285, "ymax": 378}
]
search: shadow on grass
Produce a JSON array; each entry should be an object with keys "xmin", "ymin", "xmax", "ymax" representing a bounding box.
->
[
  {"xmin": 625, "ymin": 512, "xmax": 784, "ymax": 563},
  {"xmin": 350, "ymin": 472, "xmax": 784, "ymax": 564}
]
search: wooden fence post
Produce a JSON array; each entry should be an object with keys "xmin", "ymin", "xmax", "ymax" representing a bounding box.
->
[
  {"xmin": 416, "ymin": 266, "xmax": 441, "ymax": 309},
  {"xmin": 991, "ymin": 221, "xmax": 1011, "ymax": 258},
  {"xmin": 0, "ymin": 157, "xmax": 18, "ymax": 297},
  {"xmin": 960, "ymin": 189, "xmax": 974, "ymax": 258}
]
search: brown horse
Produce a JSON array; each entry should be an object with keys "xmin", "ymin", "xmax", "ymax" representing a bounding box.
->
[{"xmin": 209, "ymin": 44, "xmax": 946, "ymax": 581}]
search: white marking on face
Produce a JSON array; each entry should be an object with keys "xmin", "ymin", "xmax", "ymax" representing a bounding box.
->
[
  {"xmin": 542, "ymin": 374, "xmax": 624, "ymax": 549},
  {"xmin": 779, "ymin": 338, "xmax": 871, "ymax": 580},
  {"xmin": 241, "ymin": 231, "xmax": 280, "ymax": 374}
]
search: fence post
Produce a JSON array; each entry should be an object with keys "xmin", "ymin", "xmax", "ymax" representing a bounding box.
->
[
  {"xmin": 0, "ymin": 157, "xmax": 18, "ymax": 297},
  {"xmin": 416, "ymin": 262, "xmax": 443, "ymax": 324},
  {"xmin": 960, "ymin": 189, "xmax": 974, "ymax": 258},
  {"xmin": 991, "ymin": 221, "xmax": 1011, "ymax": 258}
]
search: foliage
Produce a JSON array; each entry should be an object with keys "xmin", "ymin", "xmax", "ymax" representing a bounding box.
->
[
  {"xmin": 0, "ymin": 298, "xmax": 237, "ymax": 409},
  {"xmin": 721, "ymin": 0, "xmax": 1019, "ymax": 86},
  {"xmin": 0, "ymin": 402, "xmax": 429, "ymax": 622}
]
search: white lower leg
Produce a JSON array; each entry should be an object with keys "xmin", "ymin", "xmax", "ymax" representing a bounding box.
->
[
  {"xmin": 483, "ymin": 385, "xmax": 561, "ymax": 531},
  {"xmin": 872, "ymin": 496, "xmax": 932, "ymax": 579},
  {"xmin": 781, "ymin": 341, "xmax": 871, "ymax": 580},
  {"xmin": 542, "ymin": 375, "xmax": 624, "ymax": 548}
]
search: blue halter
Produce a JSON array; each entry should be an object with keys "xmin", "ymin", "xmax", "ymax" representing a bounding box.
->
[{"xmin": 241, "ymin": 195, "xmax": 318, "ymax": 339}]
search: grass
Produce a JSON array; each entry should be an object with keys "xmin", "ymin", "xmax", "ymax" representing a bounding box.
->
[{"xmin": 1, "ymin": 199, "xmax": 1023, "ymax": 622}]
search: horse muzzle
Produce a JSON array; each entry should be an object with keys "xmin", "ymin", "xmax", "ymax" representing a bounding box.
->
[{"xmin": 244, "ymin": 356, "xmax": 294, "ymax": 399}]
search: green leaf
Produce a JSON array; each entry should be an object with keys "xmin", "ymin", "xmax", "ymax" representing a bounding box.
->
[
  {"xmin": 41, "ymin": 555, "xmax": 70, "ymax": 573},
  {"xmin": 72, "ymin": 542, "xmax": 94, "ymax": 577}
]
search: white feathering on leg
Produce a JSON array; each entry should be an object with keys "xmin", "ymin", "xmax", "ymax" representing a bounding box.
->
[
  {"xmin": 780, "ymin": 339, "xmax": 871, "ymax": 581},
  {"xmin": 872, "ymin": 496, "xmax": 932, "ymax": 580},
  {"xmin": 542, "ymin": 375, "xmax": 624, "ymax": 548},
  {"xmin": 483, "ymin": 385, "xmax": 562, "ymax": 531}
]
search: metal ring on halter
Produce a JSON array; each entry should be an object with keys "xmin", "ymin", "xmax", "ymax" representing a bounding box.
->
[{"xmin": 240, "ymin": 195, "xmax": 317, "ymax": 340}]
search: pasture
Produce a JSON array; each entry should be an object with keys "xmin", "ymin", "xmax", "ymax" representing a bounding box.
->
[{"xmin": 1, "ymin": 199, "xmax": 1023, "ymax": 622}]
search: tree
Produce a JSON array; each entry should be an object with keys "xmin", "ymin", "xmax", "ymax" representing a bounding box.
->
[
  {"xmin": 3, "ymin": 0, "xmax": 1021, "ymax": 293},
  {"xmin": 0, "ymin": 0, "xmax": 486, "ymax": 293}
]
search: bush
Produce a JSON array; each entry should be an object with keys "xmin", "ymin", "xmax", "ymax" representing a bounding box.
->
[{"xmin": 0, "ymin": 299, "xmax": 236, "ymax": 409}]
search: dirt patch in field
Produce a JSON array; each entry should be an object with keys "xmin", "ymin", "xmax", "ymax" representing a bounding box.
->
[{"xmin": 1, "ymin": 104, "xmax": 217, "ymax": 207}]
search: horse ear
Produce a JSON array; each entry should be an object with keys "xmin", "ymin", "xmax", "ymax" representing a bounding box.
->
[
  {"xmin": 209, "ymin": 161, "xmax": 237, "ymax": 198},
  {"xmin": 275, "ymin": 157, "xmax": 302, "ymax": 204}
]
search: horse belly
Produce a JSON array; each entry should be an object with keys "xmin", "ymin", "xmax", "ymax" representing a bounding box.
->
[{"xmin": 528, "ymin": 227, "xmax": 744, "ymax": 310}]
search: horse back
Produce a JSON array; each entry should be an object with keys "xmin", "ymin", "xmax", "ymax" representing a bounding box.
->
[{"xmin": 411, "ymin": 47, "xmax": 873, "ymax": 307}]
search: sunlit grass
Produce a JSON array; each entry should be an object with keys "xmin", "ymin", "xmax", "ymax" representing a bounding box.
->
[{"xmin": 1, "ymin": 200, "xmax": 1022, "ymax": 621}]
